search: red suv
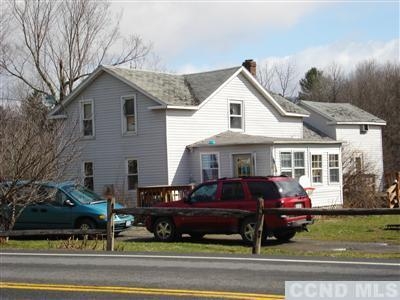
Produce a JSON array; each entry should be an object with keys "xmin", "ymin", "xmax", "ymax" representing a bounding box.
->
[{"xmin": 145, "ymin": 176, "xmax": 313, "ymax": 243}]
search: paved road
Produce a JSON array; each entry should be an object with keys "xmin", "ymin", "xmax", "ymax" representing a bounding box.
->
[{"xmin": 1, "ymin": 250, "xmax": 399, "ymax": 299}]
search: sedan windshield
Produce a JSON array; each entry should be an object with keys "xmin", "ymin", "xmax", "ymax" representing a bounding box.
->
[{"xmin": 64, "ymin": 185, "xmax": 104, "ymax": 204}]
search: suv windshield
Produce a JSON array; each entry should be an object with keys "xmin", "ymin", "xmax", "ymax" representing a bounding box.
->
[
  {"xmin": 274, "ymin": 180, "xmax": 307, "ymax": 197},
  {"xmin": 64, "ymin": 185, "xmax": 103, "ymax": 204}
]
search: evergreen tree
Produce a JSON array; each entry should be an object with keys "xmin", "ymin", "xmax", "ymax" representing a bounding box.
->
[{"xmin": 298, "ymin": 67, "xmax": 324, "ymax": 100}]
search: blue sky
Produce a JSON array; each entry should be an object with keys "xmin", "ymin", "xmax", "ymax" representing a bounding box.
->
[{"xmin": 115, "ymin": 1, "xmax": 399, "ymax": 80}]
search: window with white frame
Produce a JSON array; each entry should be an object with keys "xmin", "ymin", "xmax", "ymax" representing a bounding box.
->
[
  {"xmin": 311, "ymin": 154, "xmax": 323, "ymax": 183},
  {"xmin": 81, "ymin": 100, "xmax": 94, "ymax": 137},
  {"xmin": 329, "ymin": 154, "xmax": 340, "ymax": 183},
  {"xmin": 122, "ymin": 95, "xmax": 137, "ymax": 134},
  {"xmin": 127, "ymin": 159, "xmax": 138, "ymax": 190},
  {"xmin": 279, "ymin": 151, "xmax": 305, "ymax": 180},
  {"xmin": 83, "ymin": 162, "xmax": 94, "ymax": 190},
  {"xmin": 201, "ymin": 153, "xmax": 219, "ymax": 181},
  {"xmin": 280, "ymin": 152, "xmax": 292, "ymax": 177},
  {"xmin": 293, "ymin": 152, "xmax": 305, "ymax": 179},
  {"xmin": 229, "ymin": 101, "xmax": 243, "ymax": 130}
]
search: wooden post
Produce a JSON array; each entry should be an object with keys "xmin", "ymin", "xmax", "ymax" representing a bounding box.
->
[
  {"xmin": 252, "ymin": 197, "xmax": 264, "ymax": 255},
  {"xmin": 104, "ymin": 185, "xmax": 115, "ymax": 252},
  {"xmin": 396, "ymin": 172, "xmax": 400, "ymax": 207}
]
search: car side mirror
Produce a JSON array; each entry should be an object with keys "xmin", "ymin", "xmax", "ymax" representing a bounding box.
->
[{"xmin": 64, "ymin": 199, "xmax": 75, "ymax": 207}]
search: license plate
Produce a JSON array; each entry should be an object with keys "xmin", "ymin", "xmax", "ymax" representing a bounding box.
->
[
  {"xmin": 125, "ymin": 220, "xmax": 132, "ymax": 227},
  {"xmin": 295, "ymin": 203, "xmax": 303, "ymax": 208}
]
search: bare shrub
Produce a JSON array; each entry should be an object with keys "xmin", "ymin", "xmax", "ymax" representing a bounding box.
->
[{"xmin": 0, "ymin": 93, "xmax": 80, "ymax": 231}]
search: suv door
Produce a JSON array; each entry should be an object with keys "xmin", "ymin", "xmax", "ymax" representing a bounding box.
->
[
  {"xmin": 177, "ymin": 182, "xmax": 220, "ymax": 233},
  {"xmin": 219, "ymin": 181, "xmax": 247, "ymax": 231}
]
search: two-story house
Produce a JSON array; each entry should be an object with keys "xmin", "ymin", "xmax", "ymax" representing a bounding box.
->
[{"xmin": 49, "ymin": 60, "xmax": 384, "ymax": 207}]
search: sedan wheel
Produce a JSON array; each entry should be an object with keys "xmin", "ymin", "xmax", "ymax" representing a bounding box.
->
[{"xmin": 154, "ymin": 218, "xmax": 176, "ymax": 242}]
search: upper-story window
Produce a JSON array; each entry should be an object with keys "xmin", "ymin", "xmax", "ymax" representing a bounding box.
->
[
  {"xmin": 121, "ymin": 95, "xmax": 137, "ymax": 134},
  {"xmin": 80, "ymin": 100, "xmax": 94, "ymax": 137},
  {"xmin": 229, "ymin": 100, "xmax": 243, "ymax": 130}
]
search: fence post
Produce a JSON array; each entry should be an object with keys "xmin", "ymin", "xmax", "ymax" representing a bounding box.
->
[
  {"xmin": 252, "ymin": 197, "xmax": 264, "ymax": 255},
  {"xmin": 104, "ymin": 185, "xmax": 115, "ymax": 251},
  {"xmin": 396, "ymin": 172, "xmax": 400, "ymax": 206}
]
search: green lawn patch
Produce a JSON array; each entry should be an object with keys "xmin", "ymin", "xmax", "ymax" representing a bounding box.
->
[{"xmin": 298, "ymin": 215, "xmax": 400, "ymax": 244}]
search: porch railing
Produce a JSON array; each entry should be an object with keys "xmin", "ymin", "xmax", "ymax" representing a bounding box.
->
[{"xmin": 137, "ymin": 185, "xmax": 194, "ymax": 207}]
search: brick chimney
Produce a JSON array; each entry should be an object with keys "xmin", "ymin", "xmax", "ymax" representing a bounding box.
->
[{"xmin": 242, "ymin": 59, "xmax": 257, "ymax": 76}]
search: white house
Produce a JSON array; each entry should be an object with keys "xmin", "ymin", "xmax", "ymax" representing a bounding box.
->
[
  {"xmin": 299, "ymin": 101, "xmax": 386, "ymax": 189},
  {"xmin": 48, "ymin": 60, "xmax": 384, "ymax": 207}
]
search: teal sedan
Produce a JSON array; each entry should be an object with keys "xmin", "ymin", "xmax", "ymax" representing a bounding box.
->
[{"xmin": 12, "ymin": 182, "xmax": 134, "ymax": 232}]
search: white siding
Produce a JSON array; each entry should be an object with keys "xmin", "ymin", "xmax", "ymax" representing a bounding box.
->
[
  {"xmin": 336, "ymin": 125, "xmax": 384, "ymax": 188},
  {"xmin": 166, "ymin": 73, "xmax": 303, "ymax": 185},
  {"xmin": 273, "ymin": 144, "xmax": 343, "ymax": 207},
  {"xmin": 63, "ymin": 72, "xmax": 168, "ymax": 205},
  {"xmin": 189, "ymin": 145, "xmax": 271, "ymax": 184},
  {"xmin": 303, "ymin": 110, "xmax": 336, "ymax": 139}
]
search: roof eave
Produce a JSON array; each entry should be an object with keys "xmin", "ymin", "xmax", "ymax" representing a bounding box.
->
[
  {"xmin": 48, "ymin": 65, "xmax": 105, "ymax": 117},
  {"xmin": 102, "ymin": 67, "xmax": 166, "ymax": 106},
  {"xmin": 240, "ymin": 68, "xmax": 308, "ymax": 118},
  {"xmin": 149, "ymin": 105, "xmax": 199, "ymax": 111},
  {"xmin": 273, "ymin": 140, "xmax": 342, "ymax": 145},
  {"xmin": 328, "ymin": 121, "xmax": 387, "ymax": 126}
]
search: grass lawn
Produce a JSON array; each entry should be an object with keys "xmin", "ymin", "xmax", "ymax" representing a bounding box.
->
[
  {"xmin": 1, "ymin": 216, "xmax": 399, "ymax": 259},
  {"xmin": 298, "ymin": 215, "xmax": 400, "ymax": 244}
]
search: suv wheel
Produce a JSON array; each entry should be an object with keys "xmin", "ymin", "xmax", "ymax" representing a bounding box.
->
[
  {"xmin": 153, "ymin": 218, "xmax": 177, "ymax": 242},
  {"xmin": 274, "ymin": 230, "xmax": 296, "ymax": 242},
  {"xmin": 240, "ymin": 218, "xmax": 267, "ymax": 244},
  {"xmin": 240, "ymin": 218, "xmax": 256, "ymax": 244}
]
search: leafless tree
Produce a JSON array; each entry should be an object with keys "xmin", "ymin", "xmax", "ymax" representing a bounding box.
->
[
  {"xmin": 0, "ymin": 93, "xmax": 80, "ymax": 232},
  {"xmin": 274, "ymin": 60, "xmax": 298, "ymax": 97},
  {"xmin": 1, "ymin": 0, "xmax": 151, "ymax": 103},
  {"xmin": 323, "ymin": 62, "xmax": 346, "ymax": 102},
  {"xmin": 257, "ymin": 61, "xmax": 275, "ymax": 91},
  {"xmin": 342, "ymin": 61, "xmax": 400, "ymax": 172},
  {"xmin": 341, "ymin": 147, "xmax": 384, "ymax": 208}
]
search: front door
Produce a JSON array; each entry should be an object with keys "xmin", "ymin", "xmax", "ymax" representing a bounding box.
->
[{"xmin": 233, "ymin": 154, "xmax": 253, "ymax": 177}]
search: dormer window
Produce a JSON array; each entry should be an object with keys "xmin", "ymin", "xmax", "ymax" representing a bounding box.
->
[
  {"xmin": 229, "ymin": 100, "xmax": 243, "ymax": 130},
  {"xmin": 360, "ymin": 124, "xmax": 369, "ymax": 134}
]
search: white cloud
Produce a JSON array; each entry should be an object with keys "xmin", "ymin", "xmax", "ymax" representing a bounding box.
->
[
  {"xmin": 110, "ymin": 1, "xmax": 322, "ymax": 59},
  {"xmin": 259, "ymin": 39, "xmax": 399, "ymax": 94}
]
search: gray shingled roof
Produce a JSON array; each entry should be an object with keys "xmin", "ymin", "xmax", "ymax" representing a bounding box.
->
[
  {"xmin": 269, "ymin": 93, "xmax": 309, "ymax": 115},
  {"xmin": 300, "ymin": 101, "xmax": 386, "ymax": 124},
  {"xmin": 105, "ymin": 66, "xmax": 240, "ymax": 106},
  {"xmin": 187, "ymin": 130, "xmax": 339, "ymax": 148},
  {"xmin": 303, "ymin": 123, "xmax": 334, "ymax": 141}
]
